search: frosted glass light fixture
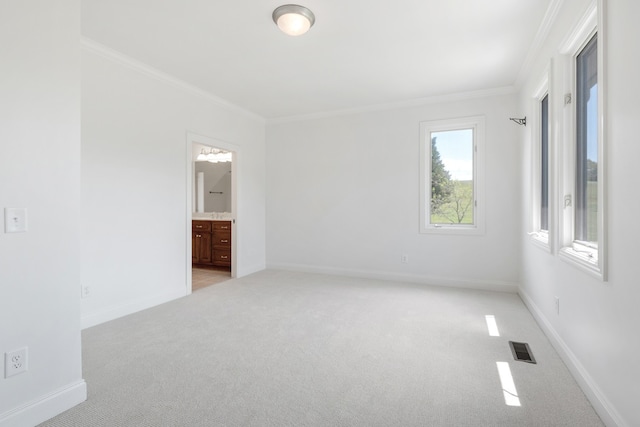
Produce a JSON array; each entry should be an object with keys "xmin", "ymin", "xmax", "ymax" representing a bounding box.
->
[
  {"xmin": 196, "ymin": 149, "xmax": 208, "ymax": 161},
  {"xmin": 207, "ymin": 151, "xmax": 232, "ymax": 163},
  {"xmin": 196, "ymin": 148, "xmax": 231, "ymax": 163},
  {"xmin": 273, "ymin": 4, "xmax": 315, "ymax": 36}
]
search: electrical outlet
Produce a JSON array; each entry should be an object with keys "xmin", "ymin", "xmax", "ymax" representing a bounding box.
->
[
  {"xmin": 81, "ymin": 285, "xmax": 91, "ymax": 298},
  {"xmin": 401, "ymin": 254, "xmax": 409, "ymax": 264},
  {"xmin": 4, "ymin": 208, "xmax": 28, "ymax": 233},
  {"xmin": 5, "ymin": 347, "xmax": 28, "ymax": 378},
  {"xmin": 554, "ymin": 297, "xmax": 560, "ymax": 315}
]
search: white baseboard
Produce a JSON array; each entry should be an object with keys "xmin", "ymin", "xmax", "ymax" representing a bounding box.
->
[
  {"xmin": 237, "ymin": 263, "xmax": 266, "ymax": 278},
  {"xmin": 267, "ymin": 262, "xmax": 518, "ymax": 293},
  {"xmin": 518, "ymin": 288, "xmax": 626, "ymax": 427},
  {"xmin": 81, "ymin": 289, "xmax": 186, "ymax": 329},
  {"xmin": 0, "ymin": 380, "xmax": 87, "ymax": 427}
]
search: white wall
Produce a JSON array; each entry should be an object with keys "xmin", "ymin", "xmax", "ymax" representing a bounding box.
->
[
  {"xmin": 266, "ymin": 93, "xmax": 521, "ymax": 291},
  {"xmin": 518, "ymin": 0, "xmax": 640, "ymax": 425},
  {"xmin": 80, "ymin": 45, "xmax": 266, "ymax": 328},
  {"xmin": 0, "ymin": 1, "xmax": 86, "ymax": 425}
]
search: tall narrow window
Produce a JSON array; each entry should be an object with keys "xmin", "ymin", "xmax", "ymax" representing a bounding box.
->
[
  {"xmin": 575, "ymin": 34, "xmax": 598, "ymax": 247},
  {"xmin": 558, "ymin": 2, "xmax": 605, "ymax": 279},
  {"xmin": 431, "ymin": 129, "xmax": 474, "ymax": 225},
  {"xmin": 420, "ymin": 116, "xmax": 485, "ymax": 234},
  {"xmin": 530, "ymin": 70, "xmax": 551, "ymax": 250},
  {"xmin": 540, "ymin": 94, "xmax": 549, "ymax": 232}
]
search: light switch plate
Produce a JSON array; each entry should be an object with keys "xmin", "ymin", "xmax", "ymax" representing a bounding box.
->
[{"xmin": 4, "ymin": 208, "xmax": 28, "ymax": 233}]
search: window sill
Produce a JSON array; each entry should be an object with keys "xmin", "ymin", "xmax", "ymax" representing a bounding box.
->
[
  {"xmin": 559, "ymin": 246, "xmax": 604, "ymax": 281},
  {"xmin": 422, "ymin": 224, "xmax": 485, "ymax": 236},
  {"xmin": 528, "ymin": 232, "xmax": 551, "ymax": 253}
]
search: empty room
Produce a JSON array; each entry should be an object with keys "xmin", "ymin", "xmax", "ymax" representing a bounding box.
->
[{"xmin": 1, "ymin": 0, "xmax": 639, "ymax": 426}]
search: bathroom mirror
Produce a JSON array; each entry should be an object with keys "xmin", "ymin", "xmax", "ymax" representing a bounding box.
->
[{"xmin": 192, "ymin": 143, "xmax": 232, "ymax": 214}]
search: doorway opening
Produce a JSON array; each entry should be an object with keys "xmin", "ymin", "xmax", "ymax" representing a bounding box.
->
[{"xmin": 186, "ymin": 133, "xmax": 239, "ymax": 294}]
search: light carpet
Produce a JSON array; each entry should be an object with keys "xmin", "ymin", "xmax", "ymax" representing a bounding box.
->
[{"xmin": 40, "ymin": 270, "xmax": 603, "ymax": 426}]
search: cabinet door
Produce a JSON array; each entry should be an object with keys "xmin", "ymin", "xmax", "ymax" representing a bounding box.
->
[
  {"xmin": 193, "ymin": 231, "xmax": 212, "ymax": 264},
  {"xmin": 192, "ymin": 232, "xmax": 198, "ymax": 263}
]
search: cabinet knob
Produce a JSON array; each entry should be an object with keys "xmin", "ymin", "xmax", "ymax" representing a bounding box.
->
[
  {"xmin": 195, "ymin": 225, "xmax": 203, "ymax": 228},
  {"xmin": 221, "ymin": 255, "xmax": 228, "ymax": 259},
  {"xmin": 196, "ymin": 234, "xmax": 201, "ymax": 238},
  {"xmin": 221, "ymin": 239, "xmax": 228, "ymax": 243}
]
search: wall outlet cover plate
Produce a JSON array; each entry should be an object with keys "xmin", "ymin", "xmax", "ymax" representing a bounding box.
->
[
  {"xmin": 5, "ymin": 347, "xmax": 28, "ymax": 378},
  {"xmin": 4, "ymin": 208, "xmax": 28, "ymax": 233}
]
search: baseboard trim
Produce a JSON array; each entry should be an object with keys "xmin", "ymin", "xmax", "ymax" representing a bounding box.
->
[
  {"xmin": 267, "ymin": 262, "xmax": 518, "ymax": 293},
  {"xmin": 81, "ymin": 289, "xmax": 186, "ymax": 329},
  {"xmin": 0, "ymin": 380, "xmax": 86, "ymax": 427},
  {"xmin": 237, "ymin": 263, "xmax": 266, "ymax": 278},
  {"xmin": 518, "ymin": 288, "xmax": 626, "ymax": 427}
]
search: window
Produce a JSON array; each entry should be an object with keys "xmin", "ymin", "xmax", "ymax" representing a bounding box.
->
[
  {"xmin": 530, "ymin": 68, "xmax": 552, "ymax": 251},
  {"xmin": 540, "ymin": 94, "xmax": 550, "ymax": 233},
  {"xmin": 575, "ymin": 34, "xmax": 598, "ymax": 247},
  {"xmin": 420, "ymin": 116, "xmax": 485, "ymax": 234},
  {"xmin": 558, "ymin": 0, "xmax": 606, "ymax": 280}
]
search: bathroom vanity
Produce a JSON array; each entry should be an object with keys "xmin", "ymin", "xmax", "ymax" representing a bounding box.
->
[{"xmin": 192, "ymin": 219, "xmax": 231, "ymax": 269}]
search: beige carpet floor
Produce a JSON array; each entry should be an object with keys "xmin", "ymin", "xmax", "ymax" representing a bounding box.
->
[{"xmin": 40, "ymin": 270, "xmax": 603, "ymax": 426}]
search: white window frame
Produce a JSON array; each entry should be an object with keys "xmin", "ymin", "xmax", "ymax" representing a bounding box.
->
[
  {"xmin": 557, "ymin": 0, "xmax": 607, "ymax": 280},
  {"xmin": 419, "ymin": 116, "xmax": 485, "ymax": 235},
  {"xmin": 530, "ymin": 66, "xmax": 553, "ymax": 252}
]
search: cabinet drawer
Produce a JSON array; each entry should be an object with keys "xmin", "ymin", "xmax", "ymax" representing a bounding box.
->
[
  {"xmin": 192, "ymin": 221, "xmax": 212, "ymax": 232},
  {"xmin": 213, "ymin": 221, "xmax": 231, "ymax": 231},
  {"xmin": 213, "ymin": 231, "xmax": 231, "ymax": 247},
  {"xmin": 213, "ymin": 250, "xmax": 231, "ymax": 265}
]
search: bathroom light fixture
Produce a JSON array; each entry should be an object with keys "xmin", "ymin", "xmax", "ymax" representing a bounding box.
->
[
  {"xmin": 196, "ymin": 148, "xmax": 232, "ymax": 163},
  {"xmin": 272, "ymin": 4, "xmax": 315, "ymax": 36},
  {"xmin": 196, "ymin": 149, "xmax": 208, "ymax": 161},
  {"xmin": 207, "ymin": 151, "xmax": 232, "ymax": 163}
]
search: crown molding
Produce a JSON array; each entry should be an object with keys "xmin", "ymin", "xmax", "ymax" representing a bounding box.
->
[
  {"xmin": 558, "ymin": 0, "xmax": 597, "ymax": 54},
  {"xmin": 267, "ymin": 86, "xmax": 517, "ymax": 125},
  {"xmin": 81, "ymin": 37, "xmax": 265, "ymax": 124},
  {"xmin": 514, "ymin": 0, "xmax": 565, "ymax": 89}
]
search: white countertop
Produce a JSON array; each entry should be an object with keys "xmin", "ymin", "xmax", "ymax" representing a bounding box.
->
[{"xmin": 192, "ymin": 218, "xmax": 232, "ymax": 222}]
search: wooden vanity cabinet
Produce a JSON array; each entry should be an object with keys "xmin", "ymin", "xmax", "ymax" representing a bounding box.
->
[{"xmin": 192, "ymin": 220, "xmax": 231, "ymax": 269}]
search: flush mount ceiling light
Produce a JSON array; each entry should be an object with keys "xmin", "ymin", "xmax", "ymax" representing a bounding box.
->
[{"xmin": 272, "ymin": 4, "xmax": 315, "ymax": 36}]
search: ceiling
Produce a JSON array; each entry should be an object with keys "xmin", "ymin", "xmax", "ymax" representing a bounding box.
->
[{"xmin": 81, "ymin": 0, "xmax": 553, "ymax": 120}]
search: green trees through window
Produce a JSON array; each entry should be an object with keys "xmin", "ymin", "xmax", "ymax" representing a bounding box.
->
[
  {"xmin": 430, "ymin": 130, "xmax": 474, "ymax": 225},
  {"xmin": 430, "ymin": 137, "xmax": 453, "ymax": 214}
]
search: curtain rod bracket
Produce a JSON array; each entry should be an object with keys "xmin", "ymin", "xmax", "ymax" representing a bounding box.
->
[{"xmin": 509, "ymin": 117, "xmax": 527, "ymax": 126}]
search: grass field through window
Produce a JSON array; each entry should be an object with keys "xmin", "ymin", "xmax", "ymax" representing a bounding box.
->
[{"xmin": 430, "ymin": 180, "xmax": 474, "ymax": 224}]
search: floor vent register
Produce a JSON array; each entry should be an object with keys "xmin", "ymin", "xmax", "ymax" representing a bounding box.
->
[{"xmin": 509, "ymin": 341, "xmax": 536, "ymax": 364}]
